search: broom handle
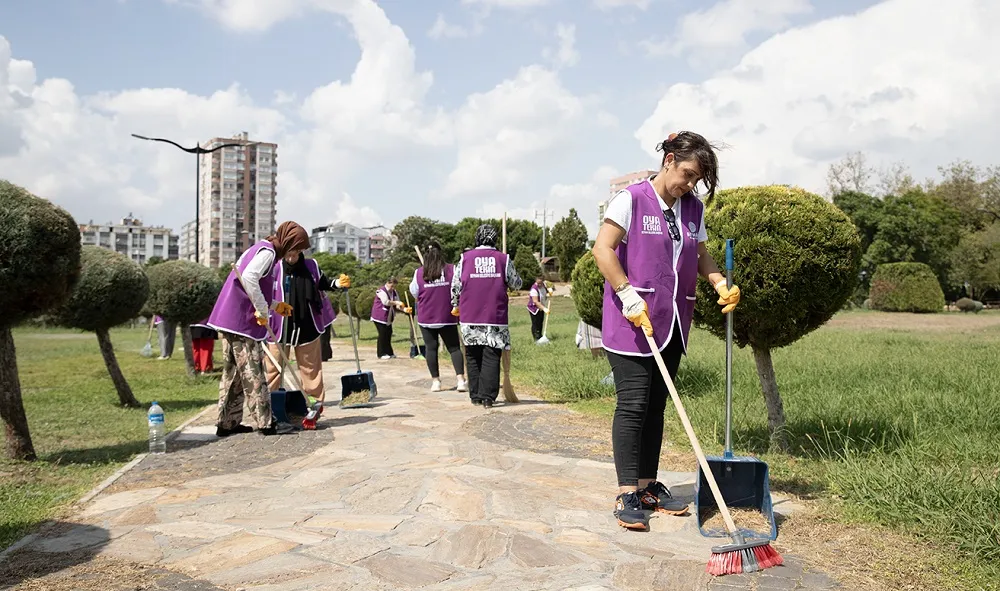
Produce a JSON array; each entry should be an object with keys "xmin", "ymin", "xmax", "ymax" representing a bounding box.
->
[
  {"xmin": 403, "ymin": 290, "xmax": 424, "ymax": 348},
  {"xmin": 231, "ymin": 263, "xmax": 298, "ymax": 385},
  {"xmin": 343, "ymin": 288, "xmax": 362, "ymax": 373},
  {"xmin": 724, "ymin": 238, "xmax": 734, "ymax": 457},
  {"xmin": 643, "ymin": 328, "xmax": 739, "ymax": 535},
  {"xmin": 147, "ymin": 316, "xmax": 156, "ymax": 341}
]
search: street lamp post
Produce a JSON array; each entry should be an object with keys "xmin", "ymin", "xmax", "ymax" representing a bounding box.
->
[{"xmin": 131, "ymin": 133, "xmax": 250, "ymax": 264}]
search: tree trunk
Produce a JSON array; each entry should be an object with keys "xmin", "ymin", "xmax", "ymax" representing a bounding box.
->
[
  {"xmin": 751, "ymin": 345, "xmax": 789, "ymax": 453},
  {"xmin": 95, "ymin": 328, "xmax": 142, "ymax": 408},
  {"xmin": 0, "ymin": 327, "xmax": 37, "ymax": 461},
  {"xmin": 180, "ymin": 326, "xmax": 196, "ymax": 377}
]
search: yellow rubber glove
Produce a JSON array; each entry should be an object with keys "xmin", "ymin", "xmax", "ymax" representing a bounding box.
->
[
  {"xmin": 272, "ymin": 302, "xmax": 293, "ymax": 317},
  {"xmin": 404, "ymin": 306, "xmax": 413, "ymax": 315},
  {"xmin": 254, "ymin": 311, "xmax": 268, "ymax": 326},
  {"xmin": 617, "ymin": 285, "xmax": 652, "ymax": 336},
  {"xmin": 336, "ymin": 274, "xmax": 351, "ymax": 289},
  {"xmin": 714, "ymin": 280, "xmax": 741, "ymax": 314},
  {"xmin": 450, "ymin": 307, "xmax": 460, "ymax": 317},
  {"xmin": 635, "ymin": 310, "xmax": 654, "ymax": 337}
]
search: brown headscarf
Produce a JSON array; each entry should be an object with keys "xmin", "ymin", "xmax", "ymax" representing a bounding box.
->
[{"xmin": 267, "ymin": 221, "xmax": 310, "ymax": 259}]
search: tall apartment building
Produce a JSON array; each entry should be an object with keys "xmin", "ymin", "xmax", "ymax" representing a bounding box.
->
[
  {"xmin": 197, "ymin": 132, "xmax": 278, "ymax": 268},
  {"xmin": 179, "ymin": 220, "xmax": 197, "ymax": 262},
  {"xmin": 79, "ymin": 214, "xmax": 179, "ymax": 264},
  {"xmin": 310, "ymin": 222, "xmax": 370, "ymax": 261},
  {"xmin": 364, "ymin": 225, "xmax": 395, "ymax": 263},
  {"xmin": 599, "ymin": 169, "xmax": 658, "ymax": 226}
]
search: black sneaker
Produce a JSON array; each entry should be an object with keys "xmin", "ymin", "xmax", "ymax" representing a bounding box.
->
[
  {"xmin": 482, "ymin": 399, "xmax": 494, "ymax": 409},
  {"xmin": 216, "ymin": 424, "xmax": 253, "ymax": 437},
  {"xmin": 471, "ymin": 398, "xmax": 483, "ymax": 406},
  {"xmin": 640, "ymin": 481, "xmax": 690, "ymax": 515},
  {"xmin": 259, "ymin": 422, "xmax": 295, "ymax": 436},
  {"xmin": 614, "ymin": 491, "xmax": 649, "ymax": 531}
]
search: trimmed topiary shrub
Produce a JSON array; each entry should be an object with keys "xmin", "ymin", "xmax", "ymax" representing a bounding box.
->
[
  {"xmin": 54, "ymin": 246, "xmax": 148, "ymax": 407},
  {"xmin": 869, "ymin": 262, "xmax": 944, "ymax": 313},
  {"xmin": 571, "ymin": 251, "xmax": 603, "ymax": 329},
  {"xmin": 954, "ymin": 297, "xmax": 983, "ymax": 314},
  {"xmin": 694, "ymin": 185, "xmax": 862, "ymax": 451},
  {"xmin": 513, "ymin": 246, "xmax": 542, "ymax": 288},
  {"xmin": 147, "ymin": 261, "xmax": 222, "ymax": 376},
  {"xmin": 0, "ymin": 180, "xmax": 82, "ymax": 461}
]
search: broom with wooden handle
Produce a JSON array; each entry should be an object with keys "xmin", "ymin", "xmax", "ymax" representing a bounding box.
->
[
  {"xmin": 638, "ymin": 311, "xmax": 781, "ymax": 576},
  {"xmin": 500, "ymin": 213, "xmax": 518, "ymax": 403}
]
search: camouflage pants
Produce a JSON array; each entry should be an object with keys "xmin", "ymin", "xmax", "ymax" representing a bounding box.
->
[{"xmin": 217, "ymin": 333, "xmax": 273, "ymax": 430}]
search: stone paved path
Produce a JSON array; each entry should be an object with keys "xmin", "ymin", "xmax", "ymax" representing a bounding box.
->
[{"xmin": 2, "ymin": 347, "xmax": 839, "ymax": 590}]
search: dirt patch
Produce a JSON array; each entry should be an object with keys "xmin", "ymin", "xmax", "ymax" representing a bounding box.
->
[
  {"xmin": 0, "ymin": 550, "xmax": 224, "ymax": 591},
  {"xmin": 828, "ymin": 311, "xmax": 1000, "ymax": 332}
]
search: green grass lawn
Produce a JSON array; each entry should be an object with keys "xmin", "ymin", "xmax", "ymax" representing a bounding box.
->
[
  {"xmin": 1, "ymin": 327, "xmax": 218, "ymax": 550},
  {"xmin": 495, "ymin": 302, "xmax": 1000, "ymax": 586}
]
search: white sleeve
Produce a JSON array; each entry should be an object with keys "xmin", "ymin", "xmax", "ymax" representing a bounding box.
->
[
  {"xmin": 409, "ymin": 271, "xmax": 419, "ymax": 298},
  {"xmin": 603, "ymin": 190, "xmax": 632, "ymax": 243},
  {"xmin": 697, "ymin": 206, "xmax": 708, "ymax": 243},
  {"xmin": 377, "ymin": 289, "xmax": 390, "ymax": 305},
  {"xmin": 241, "ymin": 249, "xmax": 274, "ymax": 316}
]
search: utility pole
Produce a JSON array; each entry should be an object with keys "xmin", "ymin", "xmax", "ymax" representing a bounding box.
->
[{"xmin": 534, "ymin": 203, "xmax": 555, "ymax": 258}]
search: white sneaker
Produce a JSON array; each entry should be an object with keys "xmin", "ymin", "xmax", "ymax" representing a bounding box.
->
[
  {"xmin": 431, "ymin": 379, "xmax": 442, "ymax": 392},
  {"xmin": 456, "ymin": 376, "xmax": 467, "ymax": 392},
  {"xmin": 380, "ymin": 355, "xmax": 392, "ymax": 360}
]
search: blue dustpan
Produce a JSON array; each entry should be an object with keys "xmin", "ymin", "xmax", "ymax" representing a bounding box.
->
[{"xmin": 695, "ymin": 239, "xmax": 777, "ymax": 541}]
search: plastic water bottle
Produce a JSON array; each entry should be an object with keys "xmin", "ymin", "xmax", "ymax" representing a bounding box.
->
[{"xmin": 148, "ymin": 402, "xmax": 166, "ymax": 454}]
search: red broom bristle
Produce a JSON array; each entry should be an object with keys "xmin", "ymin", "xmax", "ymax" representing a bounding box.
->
[{"xmin": 707, "ymin": 543, "xmax": 783, "ymax": 576}]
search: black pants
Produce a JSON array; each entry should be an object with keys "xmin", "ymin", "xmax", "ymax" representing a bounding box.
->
[
  {"xmin": 607, "ymin": 323, "xmax": 684, "ymax": 487},
  {"xmin": 529, "ymin": 310, "xmax": 544, "ymax": 341},
  {"xmin": 420, "ymin": 325, "xmax": 465, "ymax": 378},
  {"xmin": 374, "ymin": 322, "xmax": 394, "ymax": 358},
  {"xmin": 465, "ymin": 345, "xmax": 501, "ymax": 402}
]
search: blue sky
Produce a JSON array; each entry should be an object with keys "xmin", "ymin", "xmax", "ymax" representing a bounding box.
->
[{"xmin": 1, "ymin": 0, "xmax": 997, "ymax": 239}]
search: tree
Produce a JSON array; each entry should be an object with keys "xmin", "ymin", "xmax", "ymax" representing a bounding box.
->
[
  {"xmin": 0, "ymin": 180, "xmax": 82, "ymax": 461},
  {"xmin": 550, "ymin": 208, "xmax": 589, "ymax": 281},
  {"xmin": 571, "ymin": 252, "xmax": 603, "ymax": 328},
  {"xmin": 146, "ymin": 261, "xmax": 222, "ymax": 376},
  {"xmin": 145, "ymin": 256, "xmax": 165, "ymax": 268},
  {"xmin": 949, "ymin": 225, "xmax": 1000, "ymax": 299},
  {"xmin": 338, "ymin": 285, "xmax": 377, "ymax": 334},
  {"xmin": 312, "ymin": 252, "xmax": 362, "ymax": 281},
  {"xmin": 694, "ymin": 185, "xmax": 862, "ymax": 452},
  {"xmin": 53, "ymin": 246, "xmax": 148, "ymax": 407},
  {"xmin": 826, "ymin": 151, "xmax": 875, "ymax": 197},
  {"xmin": 513, "ymin": 246, "xmax": 542, "ymax": 287}
]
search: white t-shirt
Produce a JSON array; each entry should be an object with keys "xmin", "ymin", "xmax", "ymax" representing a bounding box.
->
[{"xmin": 603, "ymin": 180, "xmax": 708, "ymax": 270}]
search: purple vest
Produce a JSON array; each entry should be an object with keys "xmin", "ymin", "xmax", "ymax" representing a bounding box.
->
[
  {"xmin": 370, "ymin": 287, "xmax": 398, "ymax": 325},
  {"xmin": 527, "ymin": 282, "xmax": 543, "ymax": 314},
  {"xmin": 458, "ymin": 248, "xmax": 509, "ymax": 326},
  {"xmin": 602, "ymin": 182, "xmax": 702, "ymax": 355},
  {"xmin": 268, "ymin": 258, "xmax": 337, "ymax": 341},
  {"xmin": 417, "ymin": 264, "xmax": 457, "ymax": 327},
  {"xmin": 207, "ymin": 241, "xmax": 277, "ymax": 341}
]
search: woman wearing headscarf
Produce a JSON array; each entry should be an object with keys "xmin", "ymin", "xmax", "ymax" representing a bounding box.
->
[
  {"xmin": 264, "ymin": 252, "xmax": 350, "ymax": 413},
  {"xmin": 371, "ymin": 277, "xmax": 409, "ymax": 360},
  {"xmin": 409, "ymin": 240, "xmax": 467, "ymax": 393},
  {"xmin": 207, "ymin": 221, "xmax": 310, "ymax": 437},
  {"xmin": 451, "ymin": 224, "xmax": 523, "ymax": 408}
]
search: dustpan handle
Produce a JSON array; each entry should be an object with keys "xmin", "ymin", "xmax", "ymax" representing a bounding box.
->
[
  {"xmin": 344, "ymin": 288, "xmax": 362, "ymax": 373},
  {"xmin": 724, "ymin": 238, "xmax": 734, "ymax": 459}
]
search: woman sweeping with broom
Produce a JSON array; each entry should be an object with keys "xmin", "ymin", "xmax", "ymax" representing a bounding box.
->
[
  {"xmin": 592, "ymin": 132, "xmax": 741, "ymax": 531},
  {"xmin": 207, "ymin": 221, "xmax": 309, "ymax": 437},
  {"xmin": 409, "ymin": 240, "xmax": 467, "ymax": 393}
]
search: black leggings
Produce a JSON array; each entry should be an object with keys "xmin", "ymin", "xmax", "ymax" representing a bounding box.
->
[
  {"xmin": 607, "ymin": 323, "xmax": 684, "ymax": 487},
  {"xmin": 465, "ymin": 345, "xmax": 501, "ymax": 402},
  {"xmin": 420, "ymin": 325, "xmax": 464, "ymax": 378},
  {"xmin": 529, "ymin": 310, "xmax": 544, "ymax": 341},
  {"xmin": 374, "ymin": 322, "xmax": 394, "ymax": 358}
]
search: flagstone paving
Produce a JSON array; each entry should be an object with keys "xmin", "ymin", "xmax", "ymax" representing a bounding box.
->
[{"xmin": 1, "ymin": 348, "xmax": 839, "ymax": 590}]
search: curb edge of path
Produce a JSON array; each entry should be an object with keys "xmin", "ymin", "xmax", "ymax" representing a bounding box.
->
[{"xmin": 0, "ymin": 403, "xmax": 216, "ymax": 565}]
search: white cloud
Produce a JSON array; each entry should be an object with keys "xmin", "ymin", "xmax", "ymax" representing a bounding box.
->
[
  {"xmin": 166, "ymin": 0, "xmax": 310, "ymax": 32},
  {"xmin": 636, "ymin": 0, "xmax": 1000, "ymax": 198},
  {"xmin": 542, "ymin": 23, "xmax": 580, "ymax": 69},
  {"xmin": 593, "ymin": 0, "xmax": 651, "ymax": 9},
  {"xmin": 440, "ymin": 65, "xmax": 587, "ymax": 199},
  {"xmin": 460, "ymin": 0, "xmax": 551, "ymax": 8},
  {"xmin": 332, "ymin": 191, "xmax": 382, "ymax": 227},
  {"xmin": 428, "ymin": 13, "xmax": 483, "ymax": 39},
  {"xmin": 640, "ymin": 0, "xmax": 812, "ymax": 65}
]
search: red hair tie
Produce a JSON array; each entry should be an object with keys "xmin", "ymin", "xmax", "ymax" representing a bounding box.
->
[{"xmin": 667, "ymin": 132, "xmax": 678, "ymax": 141}]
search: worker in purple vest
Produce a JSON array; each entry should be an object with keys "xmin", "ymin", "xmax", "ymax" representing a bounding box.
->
[
  {"xmin": 527, "ymin": 276, "xmax": 549, "ymax": 342},
  {"xmin": 592, "ymin": 132, "xmax": 741, "ymax": 532},
  {"xmin": 451, "ymin": 224, "xmax": 523, "ymax": 408},
  {"xmin": 207, "ymin": 221, "xmax": 309, "ymax": 437},
  {"xmin": 264, "ymin": 252, "xmax": 350, "ymax": 412},
  {"xmin": 409, "ymin": 240, "xmax": 467, "ymax": 393},
  {"xmin": 370, "ymin": 278, "xmax": 410, "ymax": 360}
]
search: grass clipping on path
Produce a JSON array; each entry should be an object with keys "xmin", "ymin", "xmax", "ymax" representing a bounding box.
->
[
  {"xmin": 699, "ymin": 506, "xmax": 772, "ymax": 533},
  {"xmin": 340, "ymin": 390, "xmax": 372, "ymax": 407}
]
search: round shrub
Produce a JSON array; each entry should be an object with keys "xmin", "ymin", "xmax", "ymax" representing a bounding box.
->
[
  {"xmin": 0, "ymin": 180, "xmax": 81, "ymax": 328},
  {"xmin": 869, "ymin": 262, "xmax": 944, "ymax": 313},
  {"xmin": 340, "ymin": 284, "xmax": 377, "ymax": 320},
  {"xmin": 54, "ymin": 246, "xmax": 149, "ymax": 331},
  {"xmin": 571, "ymin": 251, "xmax": 603, "ymax": 328},
  {"xmin": 693, "ymin": 185, "xmax": 862, "ymax": 349},
  {"xmin": 513, "ymin": 246, "xmax": 542, "ymax": 288},
  {"xmin": 955, "ymin": 297, "xmax": 984, "ymax": 314},
  {"xmin": 146, "ymin": 260, "xmax": 222, "ymax": 324}
]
